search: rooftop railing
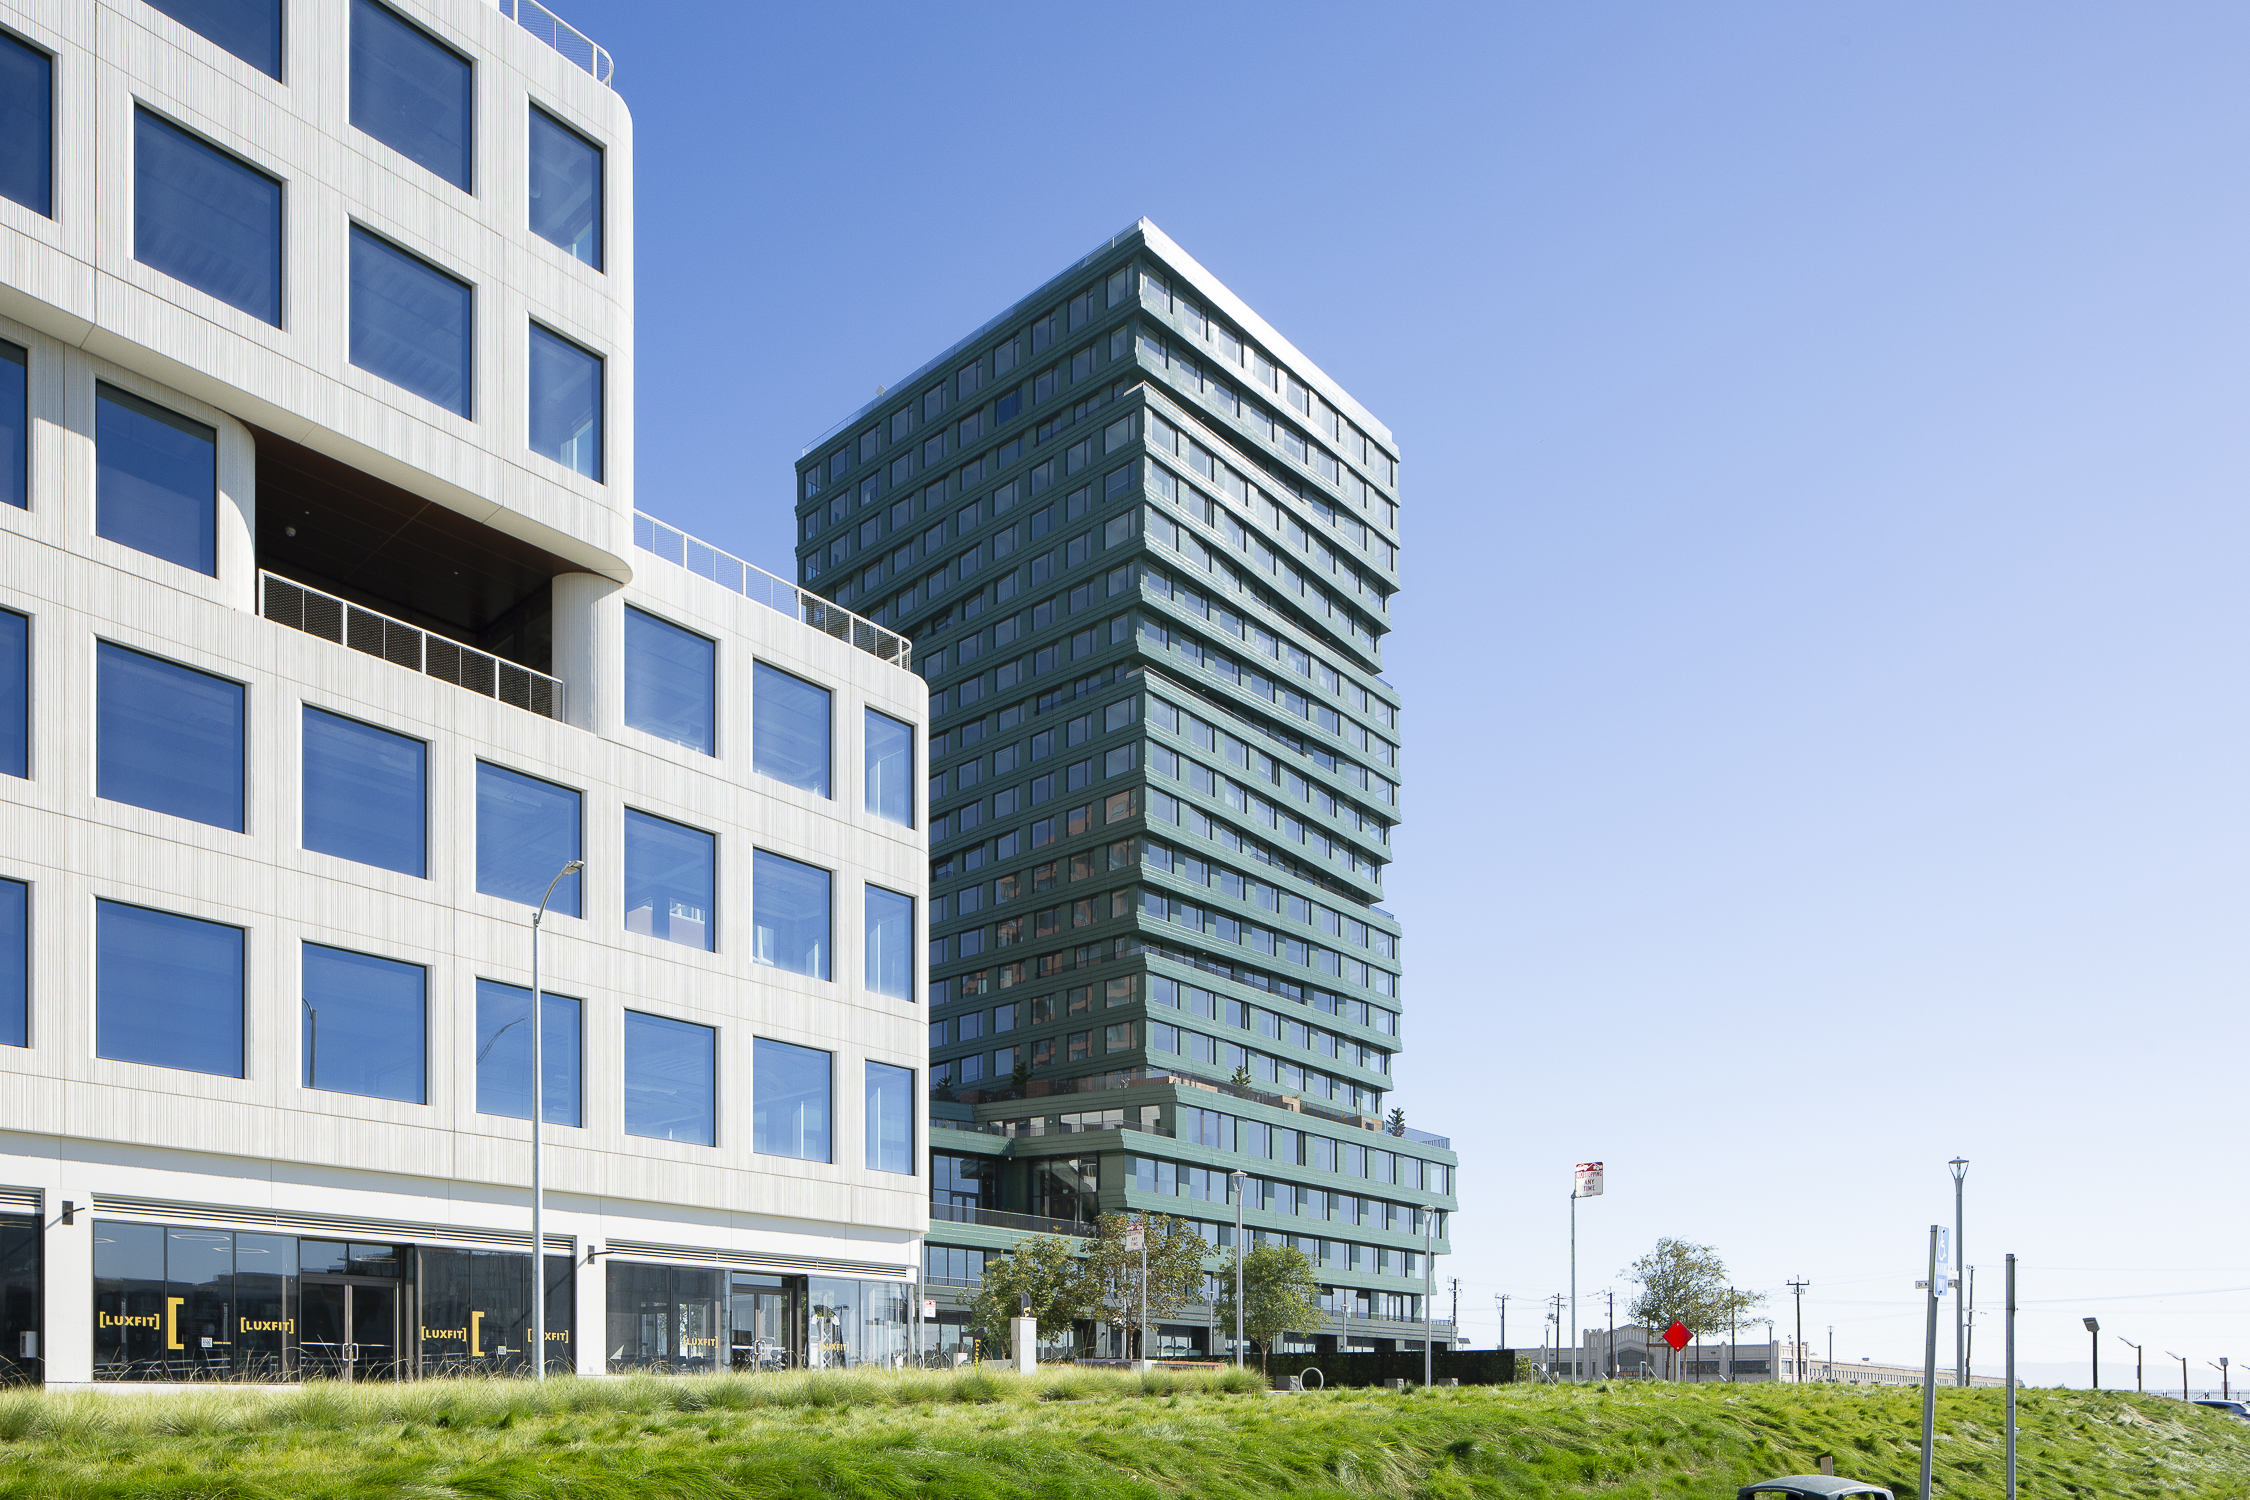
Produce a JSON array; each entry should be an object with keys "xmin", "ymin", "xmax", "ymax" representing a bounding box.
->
[
  {"xmin": 634, "ymin": 512, "xmax": 912, "ymax": 673},
  {"xmin": 260, "ymin": 572, "xmax": 565, "ymax": 722},
  {"xmin": 928, "ymin": 1203, "xmax": 1095, "ymax": 1239},
  {"xmin": 491, "ymin": 0, "xmax": 612, "ymax": 85}
]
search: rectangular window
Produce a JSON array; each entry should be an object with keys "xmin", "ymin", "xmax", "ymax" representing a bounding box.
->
[
  {"xmin": 624, "ymin": 809, "xmax": 716, "ymax": 951},
  {"xmin": 350, "ymin": 0, "xmax": 471, "ymax": 190},
  {"xmin": 623, "ymin": 606, "xmax": 715, "ymax": 754},
  {"xmin": 753, "ymin": 662, "xmax": 831, "ymax": 796},
  {"xmin": 96, "ymin": 900, "xmax": 242, "ymax": 1077},
  {"xmin": 528, "ymin": 324, "xmax": 601, "ymax": 479},
  {"xmin": 96, "ymin": 384, "xmax": 217, "ymax": 575},
  {"xmin": 0, "ymin": 877, "xmax": 22, "ymax": 1047},
  {"xmin": 753, "ymin": 1037, "xmax": 831, "ymax": 1162},
  {"xmin": 0, "ymin": 607, "xmax": 23, "ymax": 779},
  {"xmin": 623, "ymin": 1010, "xmax": 715, "ymax": 1145},
  {"xmin": 300, "ymin": 943, "xmax": 425, "ymax": 1104},
  {"xmin": 474, "ymin": 761, "xmax": 582, "ymax": 915},
  {"xmin": 473, "ymin": 979, "xmax": 581, "ymax": 1126},
  {"xmin": 301, "ymin": 706, "xmax": 425, "ymax": 877},
  {"xmin": 865, "ymin": 885, "xmax": 913, "ymax": 999},
  {"xmin": 0, "ymin": 340, "xmax": 21, "ymax": 511},
  {"xmin": 864, "ymin": 708, "xmax": 914, "ymax": 826},
  {"xmin": 0, "ymin": 31, "xmax": 52, "ymax": 217},
  {"xmin": 348, "ymin": 226, "xmax": 472, "ymax": 416},
  {"xmin": 527, "ymin": 105, "xmax": 601, "ymax": 267},
  {"xmin": 97, "ymin": 643, "xmax": 242, "ymax": 831},
  {"xmin": 134, "ymin": 109, "xmax": 282, "ymax": 326},
  {"xmin": 145, "ymin": 0, "xmax": 283, "ymax": 75},
  {"xmin": 753, "ymin": 849, "xmax": 830, "ymax": 979},
  {"xmin": 865, "ymin": 1060, "xmax": 914, "ymax": 1174}
]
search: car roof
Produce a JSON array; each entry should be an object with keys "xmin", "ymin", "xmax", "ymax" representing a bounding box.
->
[{"xmin": 1739, "ymin": 1479, "xmax": 1892, "ymax": 1499}]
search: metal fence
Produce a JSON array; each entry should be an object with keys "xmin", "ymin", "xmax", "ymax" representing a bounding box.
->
[
  {"xmin": 260, "ymin": 573, "xmax": 565, "ymax": 722},
  {"xmin": 491, "ymin": 0, "xmax": 612, "ymax": 84},
  {"xmin": 634, "ymin": 512, "xmax": 912, "ymax": 672}
]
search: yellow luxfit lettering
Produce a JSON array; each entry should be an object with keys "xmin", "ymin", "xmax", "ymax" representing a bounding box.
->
[
  {"xmin": 166, "ymin": 1297, "xmax": 183, "ymax": 1351},
  {"xmin": 470, "ymin": 1310, "xmax": 483, "ymax": 1357}
]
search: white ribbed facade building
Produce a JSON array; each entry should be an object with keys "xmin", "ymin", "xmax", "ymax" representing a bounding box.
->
[{"xmin": 0, "ymin": 0, "xmax": 928, "ymax": 1385}]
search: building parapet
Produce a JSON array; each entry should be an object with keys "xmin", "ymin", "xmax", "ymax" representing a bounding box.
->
[
  {"xmin": 490, "ymin": 0, "xmax": 613, "ymax": 85},
  {"xmin": 634, "ymin": 512, "xmax": 912, "ymax": 672},
  {"xmin": 260, "ymin": 573, "xmax": 565, "ymax": 721}
]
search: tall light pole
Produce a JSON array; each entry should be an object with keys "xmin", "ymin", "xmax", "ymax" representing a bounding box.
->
[
  {"xmin": 2084, "ymin": 1317, "xmax": 2100, "ymax": 1390},
  {"xmin": 2214, "ymin": 1357, "xmax": 2230, "ymax": 1401},
  {"xmin": 1570, "ymin": 1163, "xmax": 1601, "ymax": 1384},
  {"xmin": 529, "ymin": 857, "xmax": 582, "ymax": 1383},
  {"xmin": 1949, "ymin": 1158, "xmax": 1968, "ymax": 1386},
  {"xmin": 2167, "ymin": 1351, "xmax": 2188, "ymax": 1404},
  {"xmin": 1230, "ymin": 1168, "xmax": 1246, "ymax": 1368},
  {"xmin": 2118, "ymin": 1335, "xmax": 2142, "ymax": 1393},
  {"xmin": 1788, "ymin": 1279, "xmax": 1810, "ymax": 1383},
  {"xmin": 1919, "ymin": 1224, "xmax": 1942, "ymax": 1500}
]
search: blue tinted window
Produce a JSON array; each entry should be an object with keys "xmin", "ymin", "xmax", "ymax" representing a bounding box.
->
[
  {"xmin": 144, "ymin": 0, "xmax": 282, "ymax": 77},
  {"xmin": 0, "ymin": 32, "xmax": 50, "ymax": 218},
  {"xmin": 350, "ymin": 0, "xmax": 470, "ymax": 191},
  {"xmin": 864, "ymin": 709, "xmax": 913, "ymax": 827},
  {"xmin": 528, "ymin": 106, "xmax": 599, "ymax": 268},
  {"xmin": 753, "ymin": 663, "xmax": 830, "ymax": 797},
  {"xmin": 624, "ymin": 809, "xmax": 714, "ymax": 952},
  {"xmin": 96, "ymin": 385, "xmax": 216, "ymax": 575},
  {"xmin": 0, "ymin": 877, "xmax": 23, "ymax": 1048},
  {"xmin": 302, "ymin": 707, "xmax": 425, "ymax": 877},
  {"xmin": 473, "ymin": 979, "xmax": 581, "ymax": 1126},
  {"xmin": 864, "ymin": 1060, "xmax": 913, "ymax": 1174},
  {"xmin": 134, "ymin": 110, "xmax": 282, "ymax": 326},
  {"xmin": 622, "ymin": 606, "xmax": 713, "ymax": 754},
  {"xmin": 96, "ymin": 900, "xmax": 242, "ymax": 1077},
  {"xmin": 753, "ymin": 1037, "xmax": 830, "ymax": 1162},
  {"xmin": 623, "ymin": 1010, "xmax": 714, "ymax": 1145},
  {"xmin": 0, "ymin": 608, "xmax": 22, "ymax": 780},
  {"xmin": 474, "ymin": 762, "xmax": 580, "ymax": 915},
  {"xmin": 0, "ymin": 339, "xmax": 23, "ymax": 510},
  {"xmin": 528, "ymin": 324, "xmax": 600, "ymax": 480},
  {"xmin": 864, "ymin": 885, "xmax": 913, "ymax": 1000},
  {"xmin": 752, "ymin": 850, "xmax": 830, "ymax": 980},
  {"xmin": 97, "ymin": 643, "xmax": 242, "ymax": 832},
  {"xmin": 300, "ymin": 943, "xmax": 424, "ymax": 1104},
  {"xmin": 349, "ymin": 227, "xmax": 471, "ymax": 417}
]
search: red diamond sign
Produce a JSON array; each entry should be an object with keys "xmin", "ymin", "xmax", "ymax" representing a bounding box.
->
[{"xmin": 1663, "ymin": 1321, "xmax": 1692, "ymax": 1351}]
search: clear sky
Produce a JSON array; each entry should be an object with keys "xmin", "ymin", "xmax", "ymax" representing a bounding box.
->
[{"xmin": 557, "ymin": 0, "xmax": 2250, "ymax": 1388}]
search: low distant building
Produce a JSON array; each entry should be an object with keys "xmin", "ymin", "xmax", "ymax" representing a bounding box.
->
[{"xmin": 1531, "ymin": 1326, "xmax": 2009, "ymax": 1386}]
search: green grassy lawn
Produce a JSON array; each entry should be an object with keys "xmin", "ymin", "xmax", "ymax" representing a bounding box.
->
[{"xmin": 0, "ymin": 1370, "xmax": 2244, "ymax": 1499}]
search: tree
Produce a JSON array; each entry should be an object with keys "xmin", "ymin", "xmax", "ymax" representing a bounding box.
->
[
  {"xmin": 969, "ymin": 1235, "xmax": 1084, "ymax": 1357},
  {"xmin": 1385, "ymin": 1107, "xmax": 1407, "ymax": 1137},
  {"xmin": 1212, "ymin": 1242, "xmax": 1324, "ymax": 1373},
  {"xmin": 1230, "ymin": 1064, "xmax": 1254, "ymax": 1089},
  {"xmin": 1621, "ymin": 1238, "xmax": 1766, "ymax": 1379},
  {"xmin": 1075, "ymin": 1213, "xmax": 1211, "ymax": 1359}
]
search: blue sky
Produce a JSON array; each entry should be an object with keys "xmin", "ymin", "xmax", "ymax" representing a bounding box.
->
[{"xmin": 560, "ymin": 1, "xmax": 2250, "ymax": 1384}]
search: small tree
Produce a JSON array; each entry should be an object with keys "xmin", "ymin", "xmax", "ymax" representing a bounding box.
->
[
  {"xmin": 1385, "ymin": 1107, "xmax": 1407, "ymax": 1137},
  {"xmin": 1075, "ymin": 1213, "xmax": 1211, "ymax": 1359},
  {"xmin": 1230, "ymin": 1064, "xmax": 1254, "ymax": 1089},
  {"xmin": 1212, "ymin": 1242, "xmax": 1323, "ymax": 1373},
  {"xmin": 1621, "ymin": 1238, "xmax": 1766, "ymax": 1379},
  {"xmin": 969, "ymin": 1235, "xmax": 1084, "ymax": 1357},
  {"xmin": 1009, "ymin": 1059, "xmax": 1033, "ymax": 1097}
]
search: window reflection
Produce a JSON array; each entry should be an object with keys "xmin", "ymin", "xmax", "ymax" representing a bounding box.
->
[
  {"xmin": 623, "ymin": 1010, "xmax": 714, "ymax": 1145},
  {"xmin": 528, "ymin": 106, "xmax": 600, "ymax": 267},
  {"xmin": 752, "ymin": 1037, "xmax": 830, "ymax": 1162},
  {"xmin": 753, "ymin": 663, "xmax": 830, "ymax": 796},
  {"xmin": 473, "ymin": 979, "xmax": 582, "ymax": 1126},
  {"xmin": 753, "ymin": 850, "xmax": 829, "ymax": 979},
  {"xmin": 624, "ymin": 809, "xmax": 715, "ymax": 951}
]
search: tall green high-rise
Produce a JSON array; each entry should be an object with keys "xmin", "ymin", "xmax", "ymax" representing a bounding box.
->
[{"xmin": 794, "ymin": 220, "xmax": 1453, "ymax": 1359}]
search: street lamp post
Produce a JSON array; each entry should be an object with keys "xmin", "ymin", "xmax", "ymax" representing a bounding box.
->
[
  {"xmin": 2214, "ymin": 1357, "xmax": 2230, "ymax": 1401},
  {"xmin": 1788, "ymin": 1279, "xmax": 1809, "ymax": 1384},
  {"xmin": 529, "ymin": 857, "xmax": 582, "ymax": 1383},
  {"xmin": 1422, "ymin": 1204, "xmax": 1435, "ymax": 1388},
  {"xmin": 1949, "ymin": 1158, "xmax": 1968, "ymax": 1386},
  {"xmin": 1919, "ymin": 1225, "xmax": 1941, "ymax": 1500},
  {"xmin": 1230, "ymin": 1169, "xmax": 1247, "ymax": 1369},
  {"xmin": 2084, "ymin": 1317, "xmax": 2100, "ymax": 1391},
  {"xmin": 2167, "ymin": 1352, "xmax": 2188, "ymax": 1404},
  {"xmin": 2118, "ymin": 1335, "xmax": 2142, "ymax": 1393}
]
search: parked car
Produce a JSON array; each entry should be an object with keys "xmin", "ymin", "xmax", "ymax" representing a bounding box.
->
[
  {"xmin": 2193, "ymin": 1399, "xmax": 2250, "ymax": 1419},
  {"xmin": 1738, "ymin": 1478, "xmax": 1894, "ymax": 1500}
]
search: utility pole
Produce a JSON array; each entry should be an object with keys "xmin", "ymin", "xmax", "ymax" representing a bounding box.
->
[
  {"xmin": 1606, "ymin": 1288, "xmax": 1616, "ymax": 1380},
  {"xmin": 1548, "ymin": 1293, "xmax": 1566, "ymax": 1381},
  {"xmin": 1828, "ymin": 1325, "xmax": 1834, "ymax": 1383},
  {"xmin": 1949, "ymin": 1158, "xmax": 1969, "ymax": 1386},
  {"xmin": 1788, "ymin": 1279, "xmax": 1810, "ymax": 1384},
  {"xmin": 2005, "ymin": 1255, "xmax": 2017, "ymax": 1500},
  {"xmin": 1494, "ymin": 1293, "xmax": 1508, "ymax": 1361},
  {"xmin": 1449, "ymin": 1277, "xmax": 1460, "ymax": 1339},
  {"xmin": 1920, "ymin": 1225, "xmax": 1942, "ymax": 1500},
  {"xmin": 1965, "ymin": 1265, "xmax": 1977, "ymax": 1384}
]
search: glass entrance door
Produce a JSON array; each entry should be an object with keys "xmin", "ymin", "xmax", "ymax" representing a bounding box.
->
[
  {"xmin": 299, "ymin": 1280, "xmax": 401, "ymax": 1381},
  {"xmin": 730, "ymin": 1277, "xmax": 801, "ymax": 1371}
]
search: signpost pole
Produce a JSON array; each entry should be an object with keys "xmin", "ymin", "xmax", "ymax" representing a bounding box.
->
[
  {"xmin": 1570, "ymin": 1163, "xmax": 1603, "ymax": 1385},
  {"xmin": 2005, "ymin": 1253, "xmax": 2018, "ymax": 1500},
  {"xmin": 1920, "ymin": 1225, "xmax": 1942, "ymax": 1500}
]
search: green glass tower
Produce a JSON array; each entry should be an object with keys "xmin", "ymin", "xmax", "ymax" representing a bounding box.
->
[{"xmin": 794, "ymin": 220, "xmax": 1453, "ymax": 1359}]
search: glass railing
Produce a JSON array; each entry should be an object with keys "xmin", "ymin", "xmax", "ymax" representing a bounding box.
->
[{"xmin": 634, "ymin": 512, "xmax": 912, "ymax": 672}]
